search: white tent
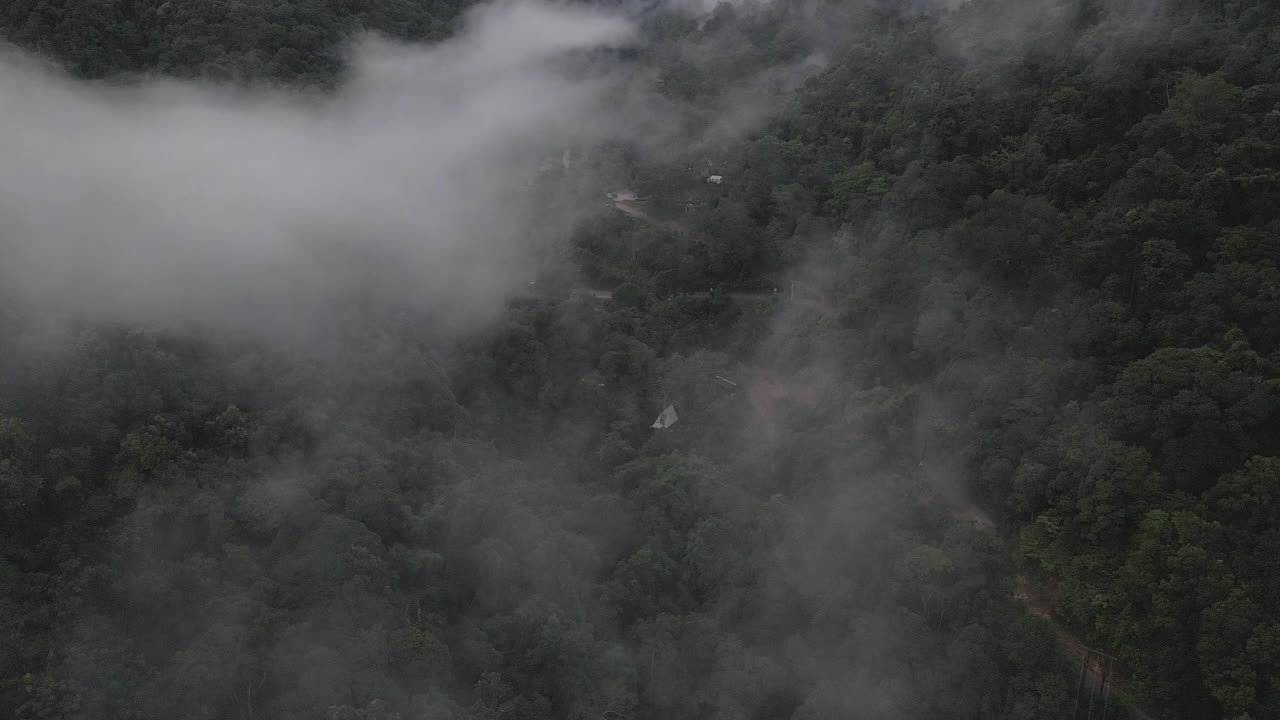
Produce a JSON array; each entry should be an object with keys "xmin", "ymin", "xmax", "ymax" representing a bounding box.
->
[{"xmin": 651, "ymin": 405, "xmax": 679, "ymax": 429}]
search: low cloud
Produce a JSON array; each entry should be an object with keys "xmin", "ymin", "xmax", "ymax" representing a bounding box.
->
[{"xmin": 0, "ymin": 1, "xmax": 635, "ymax": 339}]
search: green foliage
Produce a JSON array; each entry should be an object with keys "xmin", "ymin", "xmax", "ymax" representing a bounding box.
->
[
  {"xmin": 4, "ymin": 0, "xmax": 1280, "ymax": 719},
  {"xmin": 0, "ymin": 0, "xmax": 469, "ymax": 84}
]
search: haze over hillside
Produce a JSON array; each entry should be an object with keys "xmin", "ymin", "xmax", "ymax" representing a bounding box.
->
[
  {"xmin": 2, "ymin": 1, "xmax": 1278, "ymax": 720},
  {"xmin": 0, "ymin": 3, "xmax": 641, "ymax": 338}
]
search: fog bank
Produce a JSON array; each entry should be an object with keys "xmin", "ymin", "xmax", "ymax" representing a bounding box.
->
[{"xmin": 0, "ymin": 1, "xmax": 634, "ymax": 339}]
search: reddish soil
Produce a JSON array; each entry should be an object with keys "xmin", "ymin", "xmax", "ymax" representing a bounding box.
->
[
  {"xmin": 1016, "ymin": 575, "xmax": 1056, "ymax": 618},
  {"xmin": 788, "ymin": 277, "xmax": 836, "ymax": 314},
  {"xmin": 589, "ymin": 203, "xmax": 1145, "ymax": 711},
  {"xmin": 912, "ymin": 384, "xmax": 996, "ymax": 531},
  {"xmin": 595, "ymin": 195, "xmax": 1136, "ymax": 714},
  {"xmin": 913, "ymin": 383, "xmax": 1153, "ymax": 720},
  {"xmin": 747, "ymin": 371, "xmax": 818, "ymax": 431},
  {"xmin": 592, "ymin": 194, "xmax": 1146, "ymax": 713}
]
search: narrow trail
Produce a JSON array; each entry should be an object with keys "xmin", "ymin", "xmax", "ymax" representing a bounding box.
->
[
  {"xmin": 747, "ymin": 370, "xmax": 818, "ymax": 433},
  {"xmin": 589, "ymin": 201, "xmax": 836, "ymax": 312},
  {"xmin": 608, "ymin": 191, "xmax": 1145, "ymax": 716},
  {"xmin": 572, "ymin": 287, "xmax": 780, "ymax": 302},
  {"xmin": 912, "ymin": 383, "xmax": 1154, "ymax": 720},
  {"xmin": 614, "ymin": 200, "xmax": 689, "ymax": 233},
  {"xmin": 912, "ymin": 384, "xmax": 996, "ymax": 531},
  {"xmin": 680, "ymin": 289, "xmax": 781, "ymax": 302},
  {"xmin": 601, "ymin": 192, "xmax": 1146, "ymax": 715}
]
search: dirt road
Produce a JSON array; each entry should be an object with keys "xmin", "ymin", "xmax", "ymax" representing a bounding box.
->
[
  {"xmin": 912, "ymin": 384, "xmax": 996, "ymax": 530},
  {"xmin": 614, "ymin": 200, "xmax": 689, "ymax": 233},
  {"xmin": 574, "ymin": 287, "xmax": 783, "ymax": 303},
  {"xmin": 912, "ymin": 383, "xmax": 1152, "ymax": 720},
  {"xmin": 607, "ymin": 199, "xmax": 835, "ymax": 312}
]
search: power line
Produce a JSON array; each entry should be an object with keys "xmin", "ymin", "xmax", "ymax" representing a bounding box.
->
[{"xmin": 1073, "ymin": 646, "xmax": 1120, "ymax": 720}]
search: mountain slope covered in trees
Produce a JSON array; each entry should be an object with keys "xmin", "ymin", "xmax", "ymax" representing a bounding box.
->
[{"xmin": 2, "ymin": 1, "xmax": 1279, "ymax": 719}]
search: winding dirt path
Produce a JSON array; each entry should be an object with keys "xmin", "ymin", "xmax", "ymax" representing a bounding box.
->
[
  {"xmin": 747, "ymin": 370, "xmax": 818, "ymax": 433},
  {"xmin": 602, "ymin": 188, "xmax": 1143, "ymax": 714},
  {"xmin": 608, "ymin": 200, "xmax": 834, "ymax": 312},
  {"xmin": 912, "ymin": 384, "xmax": 995, "ymax": 530},
  {"xmin": 912, "ymin": 383, "xmax": 1153, "ymax": 720},
  {"xmin": 585, "ymin": 194, "xmax": 1144, "ymax": 711},
  {"xmin": 614, "ymin": 200, "xmax": 689, "ymax": 233},
  {"xmin": 572, "ymin": 287, "xmax": 785, "ymax": 304}
]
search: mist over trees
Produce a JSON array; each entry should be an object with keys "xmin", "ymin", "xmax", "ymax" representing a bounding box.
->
[{"xmin": 2, "ymin": 1, "xmax": 1279, "ymax": 720}]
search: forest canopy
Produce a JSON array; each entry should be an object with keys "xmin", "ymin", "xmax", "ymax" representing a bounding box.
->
[{"xmin": 2, "ymin": 1, "xmax": 1279, "ymax": 720}]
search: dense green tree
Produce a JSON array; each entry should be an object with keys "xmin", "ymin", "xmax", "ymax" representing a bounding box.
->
[{"xmin": 5, "ymin": 0, "xmax": 1280, "ymax": 718}]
